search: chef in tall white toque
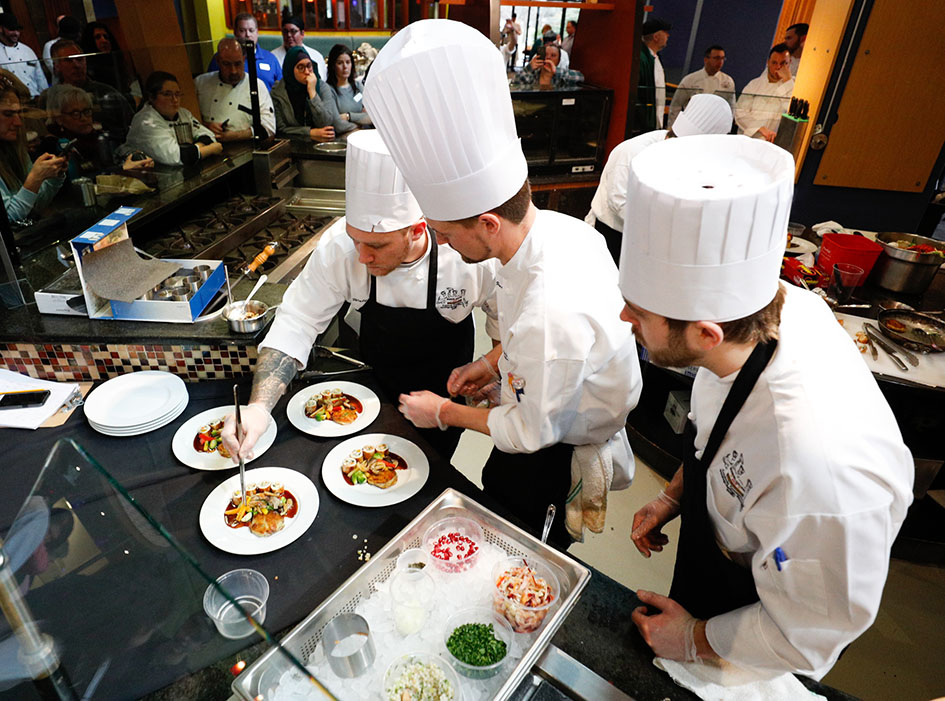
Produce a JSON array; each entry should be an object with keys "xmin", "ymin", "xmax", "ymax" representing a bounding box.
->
[
  {"xmin": 222, "ymin": 129, "xmax": 500, "ymax": 461},
  {"xmin": 620, "ymin": 134, "xmax": 913, "ymax": 679},
  {"xmin": 365, "ymin": 19, "xmax": 642, "ymax": 548}
]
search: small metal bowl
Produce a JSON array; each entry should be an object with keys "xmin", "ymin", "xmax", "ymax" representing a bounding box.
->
[{"xmin": 223, "ymin": 300, "xmax": 271, "ymax": 333}]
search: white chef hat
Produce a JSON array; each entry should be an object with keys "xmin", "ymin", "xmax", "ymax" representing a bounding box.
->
[
  {"xmin": 671, "ymin": 94, "xmax": 733, "ymax": 137},
  {"xmin": 344, "ymin": 129, "xmax": 423, "ymax": 233},
  {"xmin": 363, "ymin": 20, "xmax": 528, "ymax": 221},
  {"xmin": 619, "ymin": 135, "xmax": 794, "ymax": 322}
]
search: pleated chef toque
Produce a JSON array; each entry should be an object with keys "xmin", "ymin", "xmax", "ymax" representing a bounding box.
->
[
  {"xmin": 671, "ymin": 93, "xmax": 733, "ymax": 137},
  {"xmin": 344, "ymin": 130, "xmax": 423, "ymax": 233},
  {"xmin": 619, "ymin": 134, "xmax": 794, "ymax": 322},
  {"xmin": 362, "ymin": 20, "xmax": 528, "ymax": 221}
]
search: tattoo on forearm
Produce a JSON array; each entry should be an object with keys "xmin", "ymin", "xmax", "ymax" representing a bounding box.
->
[{"xmin": 250, "ymin": 349, "xmax": 298, "ymax": 412}]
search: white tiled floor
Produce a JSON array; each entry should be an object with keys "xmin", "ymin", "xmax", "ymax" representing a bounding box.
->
[{"xmin": 453, "ymin": 310, "xmax": 945, "ymax": 700}]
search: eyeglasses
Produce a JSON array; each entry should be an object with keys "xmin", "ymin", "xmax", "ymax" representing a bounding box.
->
[
  {"xmin": 295, "ymin": 62, "xmax": 314, "ymax": 73},
  {"xmin": 158, "ymin": 90, "xmax": 183, "ymax": 99},
  {"xmin": 63, "ymin": 108, "xmax": 93, "ymax": 119},
  {"xmin": 0, "ymin": 109, "xmax": 23, "ymax": 119}
]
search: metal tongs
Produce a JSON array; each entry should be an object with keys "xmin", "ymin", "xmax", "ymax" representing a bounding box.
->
[
  {"xmin": 298, "ymin": 345, "xmax": 371, "ymax": 379},
  {"xmin": 233, "ymin": 384, "xmax": 246, "ymax": 507},
  {"xmin": 862, "ymin": 324, "xmax": 916, "ymax": 371}
]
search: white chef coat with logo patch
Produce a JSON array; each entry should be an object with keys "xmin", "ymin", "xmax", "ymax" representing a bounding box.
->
[
  {"xmin": 259, "ymin": 218, "xmax": 500, "ymax": 367},
  {"xmin": 487, "ymin": 210, "xmax": 641, "ymax": 463},
  {"xmin": 195, "ymin": 71, "xmax": 275, "ymax": 137},
  {"xmin": 690, "ymin": 283, "xmax": 913, "ymax": 679}
]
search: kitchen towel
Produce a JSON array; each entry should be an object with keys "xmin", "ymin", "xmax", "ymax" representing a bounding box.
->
[
  {"xmin": 566, "ymin": 441, "xmax": 613, "ymax": 542},
  {"xmin": 654, "ymin": 657, "xmax": 827, "ymax": 701}
]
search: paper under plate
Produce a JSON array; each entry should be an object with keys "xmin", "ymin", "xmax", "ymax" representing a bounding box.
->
[
  {"xmin": 320, "ymin": 433, "xmax": 429, "ymax": 508},
  {"xmin": 286, "ymin": 381, "xmax": 380, "ymax": 438},
  {"xmin": 172, "ymin": 406, "xmax": 277, "ymax": 470},
  {"xmin": 84, "ymin": 371, "xmax": 187, "ymax": 428},
  {"xmin": 198, "ymin": 467, "xmax": 319, "ymax": 555},
  {"xmin": 88, "ymin": 397, "xmax": 188, "ymax": 436}
]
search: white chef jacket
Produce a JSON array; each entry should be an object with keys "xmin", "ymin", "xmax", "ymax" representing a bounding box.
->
[
  {"xmin": 586, "ymin": 130, "xmax": 666, "ymax": 232},
  {"xmin": 271, "ymin": 44, "xmax": 328, "ymax": 82},
  {"xmin": 650, "ymin": 47, "xmax": 666, "ymax": 129},
  {"xmin": 259, "ymin": 218, "xmax": 500, "ymax": 368},
  {"xmin": 735, "ymin": 72, "xmax": 794, "ymax": 138},
  {"xmin": 667, "ymin": 68, "xmax": 736, "ymax": 128},
  {"xmin": 122, "ymin": 103, "xmax": 217, "ymax": 166},
  {"xmin": 0, "ymin": 41, "xmax": 47, "ymax": 97},
  {"xmin": 194, "ymin": 71, "xmax": 276, "ymax": 137},
  {"xmin": 690, "ymin": 283, "xmax": 913, "ymax": 680},
  {"xmin": 789, "ymin": 55, "xmax": 800, "ymax": 79},
  {"xmin": 487, "ymin": 210, "xmax": 642, "ymax": 461}
]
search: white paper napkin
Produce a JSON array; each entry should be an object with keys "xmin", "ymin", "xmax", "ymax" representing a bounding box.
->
[{"xmin": 654, "ymin": 657, "xmax": 828, "ymax": 701}]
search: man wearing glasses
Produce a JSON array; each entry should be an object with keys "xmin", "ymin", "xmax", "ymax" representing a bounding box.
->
[
  {"xmin": 271, "ymin": 15, "xmax": 327, "ymax": 82},
  {"xmin": 196, "ymin": 38, "xmax": 275, "ymax": 142},
  {"xmin": 207, "ymin": 12, "xmax": 282, "ymax": 91}
]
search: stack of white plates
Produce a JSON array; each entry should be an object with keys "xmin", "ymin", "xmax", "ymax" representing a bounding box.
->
[{"xmin": 84, "ymin": 371, "xmax": 189, "ymax": 436}]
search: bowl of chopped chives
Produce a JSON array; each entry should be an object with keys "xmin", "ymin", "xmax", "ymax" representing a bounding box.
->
[{"xmin": 443, "ymin": 607, "xmax": 512, "ymax": 679}]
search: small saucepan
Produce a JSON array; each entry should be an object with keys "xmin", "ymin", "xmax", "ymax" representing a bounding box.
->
[{"xmin": 223, "ymin": 300, "xmax": 274, "ymax": 333}]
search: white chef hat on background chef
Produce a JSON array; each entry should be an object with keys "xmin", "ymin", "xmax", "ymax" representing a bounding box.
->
[
  {"xmin": 671, "ymin": 93, "xmax": 733, "ymax": 137},
  {"xmin": 345, "ymin": 129, "xmax": 423, "ymax": 233},
  {"xmin": 362, "ymin": 20, "xmax": 528, "ymax": 221},
  {"xmin": 619, "ymin": 135, "xmax": 794, "ymax": 322}
]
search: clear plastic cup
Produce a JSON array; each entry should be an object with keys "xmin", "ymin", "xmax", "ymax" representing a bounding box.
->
[
  {"xmin": 203, "ymin": 568, "xmax": 269, "ymax": 639},
  {"xmin": 390, "ymin": 567, "xmax": 436, "ymax": 636},
  {"xmin": 492, "ymin": 556, "xmax": 559, "ymax": 633}
]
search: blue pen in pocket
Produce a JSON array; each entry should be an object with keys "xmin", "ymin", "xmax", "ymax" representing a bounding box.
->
[{"xmin": 774, "ymin": 547, "xmax": 788, "ymax": 572}]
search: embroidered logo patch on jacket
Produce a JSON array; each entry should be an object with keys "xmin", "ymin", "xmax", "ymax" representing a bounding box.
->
[
  {"xmin": 436, "ymin": 287, "xmax": 469, "ymax": 310},
  {"xmin": 719, "ymin": 450, "xmax": 752, "ymax": 511}
]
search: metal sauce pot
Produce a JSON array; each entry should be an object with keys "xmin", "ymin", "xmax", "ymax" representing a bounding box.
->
[
  {"xmin": 223, "ymin": 300, "xmax": 273, "ymax": 333},
  {"xmin": 871, "ymin": 232, "xmax": 945, "ymax": 294}
]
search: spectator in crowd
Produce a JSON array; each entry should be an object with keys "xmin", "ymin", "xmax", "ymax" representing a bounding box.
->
[
  {"xmin": 513, "ymin": 44, "xmax": 583, "ymax": 89},
  {"xmin": 668, "ymin": 45, "xmax": 736, "ymax": 129},
  {"xmin": 0, "ymin": 13, "xmax": 48, "ymax": 98},
  {"xmin": 196, "ymin": 38, "xmax": 275, "ymax": 141},
  {"xmin": 784, "ymin": 22, "xmax": 808, "ymax": 76},
  {"xmin": 81, "ymin": 21, "xmax": 136, "ymax": 96},
  {"xmin": 207, "ymin": 13, "xmax": 282, "ymax": 91},
  {"xmin": 42, "ymin": 16, "xmax": 81, "ymax": 77},
  {"xmin": 272, "ymin": 46, "xmax": 353, "ymax": 142},
  {"xmin": 540, "ymin": 31, "xmax": 570, "ymax": 70},
  {"xmin": 40, "ymin": 84, "xmax": 154, "ymax": 178},
  {"xmin": 41, "ymin": 40, "xmax": 134, "ymax": 134},
  {"xmin": 637, "ymin": 17, "xmax": 671, "ymax": 132},
  {"xmin": 271, "ymin": 15, "xmax": 327, "ymax": 82},
  {"xmin": 587, "ymin": 94, "xmax": 733, "ymax": 262},
  {"xmin": 735, "ymin": 44, "xmax": 794, "ymax": 142},
  {"xmin": 0, "ymin": 76, "xmax": 65, "ymax": 222},
  {"xmin": 500, "ymin": 13, "xmax": 522, "ymax": 69},
  {"xmin": 326, "ymin": 44, "xmax": 371, "ymax": 128},
  {"xmin": 121, "ymin": 71, "xmax": 221, "ymax": 166},
  {"xmin": 561, "ymin": 20, "xmax": 576, "ymax": 56}
]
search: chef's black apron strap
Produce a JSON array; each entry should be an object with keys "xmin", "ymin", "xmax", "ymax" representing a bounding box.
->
[
  {"xmin": 668, "ymin": 338, "xmax": 778, "ymax": 620},
  {"xmin": 359, "ymin": 237, "xmax": 474, "ymax": 459}
]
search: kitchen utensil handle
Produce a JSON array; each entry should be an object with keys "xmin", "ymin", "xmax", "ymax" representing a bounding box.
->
[
  {"xmin": 541, "ymin": 504, "xmax": 556, "ymax": 544},
  {"xmin": 865, "ymin": 323, "xmax": 919, "ymax": 366},
  {"xmin": 864, "ymin": 326, "xmax": 908, "ymax": 371},
  {"xmin": 234, "ymin": 384, "xmax": 246, "ymax": 504}
]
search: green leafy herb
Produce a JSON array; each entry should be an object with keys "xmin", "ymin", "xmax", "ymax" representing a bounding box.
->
[{"xmin": 446, "ymin": 623, "xmax": 507, "ymax": 667}]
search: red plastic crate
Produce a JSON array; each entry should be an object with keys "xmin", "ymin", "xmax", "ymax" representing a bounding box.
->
[{"xmin": 816, "ymin": 233, "xmax": 883, "ymax": 285}]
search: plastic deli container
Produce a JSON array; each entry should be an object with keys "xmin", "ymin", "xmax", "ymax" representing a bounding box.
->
[{"xmin": 816, "ymin": 233, "xmax": 883, "ymax": 284}]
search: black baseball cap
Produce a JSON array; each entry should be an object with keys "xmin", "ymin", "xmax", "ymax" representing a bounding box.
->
[
  {"xmin": 0, "ymin": 13, "xmax": 23, "ymax": 31},
  {"xmin": 641, "ymin": 17, "xmax": 672, "ymax": 35}
]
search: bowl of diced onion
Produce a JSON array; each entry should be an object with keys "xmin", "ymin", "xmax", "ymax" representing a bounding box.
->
[
  {"xmin": 443, "ymin": 607, "xmax": 512, "ymax": 679},
  {"xmin": 422, "ymin": 515, "xmax": 483, "ymax": 574},
  {"xmin": 383, "ymin": 651, "xmax": 460, "ymax": 701},
  {"xmin": 492, "ymin": 556, "xmax": 559, "ymax": 634}
]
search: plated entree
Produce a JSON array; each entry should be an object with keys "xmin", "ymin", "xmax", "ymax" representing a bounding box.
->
[
  {"xmin": 224, "ymin": 481, "xmax": 298, "ymax": 537},
  {"xmin": 341, "ymin": 443, "xmax": 406, "ymax": 490},
  {"xmin": 194, "ymin": 418, "xmax": 231, "ymax": 458},
  {"xmin": 304, "ymin": 388, "xmax": 364, "ymax": 425}
]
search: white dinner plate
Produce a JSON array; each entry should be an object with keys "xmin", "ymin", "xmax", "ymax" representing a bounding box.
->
[
  {"xmin": 84, "ymin": 371, "xmax": 188, "ymax": 429},
  {"xmin": 88, "ymin": 397, "xmax": 188, "ymax": 436},
  {"xmin": 286, "ymin": 381, "xmax": 380, "ymax": 438},
  {"xmin": 320, "ymin": 433, "xmax": 429, "ymax": 508},
  {"xmin": 198, "ymin": 467, "xmax": 318, "ymax": 555},
  {"xmin": 172, "ymin": 406, "xmax": 278, "ymax": 470},
  {"xmin": 785, "ymin": 238, "xmax": 817, "ymax": 256}
]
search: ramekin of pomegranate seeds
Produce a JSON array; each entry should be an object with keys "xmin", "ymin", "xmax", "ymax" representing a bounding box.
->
[{"xmin": 422, "ymin": 516, "xmax": 484, "ymax": 573}]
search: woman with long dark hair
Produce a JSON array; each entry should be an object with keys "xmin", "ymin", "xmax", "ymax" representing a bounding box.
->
[
  {"xmin": 326, "ymin": 44, "xmax": 371, "ymax": 128},
  {"xmin": 271, "ymin": 46, "xmax": 354, "ymax": 142},
  {"xmin": 81, "ymin": 21, "xmax": 135, "ymax": 96},
  {"xmin": 0, "ymin": 77, "xmax": 66, "ymax": 222}
]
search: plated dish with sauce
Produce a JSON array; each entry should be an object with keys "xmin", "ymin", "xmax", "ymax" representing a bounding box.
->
[
  {"xmin": 172, "ymin": 405, "xmax": 277, "ymax": 470},
  {"xmin": 286, "ymin": 381, "xmax": 380, "ymax": 437},
  {"xmin": 321, "ymin": 433, "xmax": 429, "ymax": 507}
]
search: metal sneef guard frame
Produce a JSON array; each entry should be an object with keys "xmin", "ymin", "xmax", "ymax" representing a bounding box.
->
[{"xmin": 233, "ymin": 488, "xmax": 592, "ymax": 701}]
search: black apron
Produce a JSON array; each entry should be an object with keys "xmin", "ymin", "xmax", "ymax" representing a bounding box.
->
[
  {"xmin": 594, "ymin": 218, "xmax": 623, "ymax": 266},
  {"xmin": 668, "ymin": 339, "xmax": 778, "ymax": 620},
  {"xmin": 358, "ymin": 239, "xmax": 475, "ymax": 457}
]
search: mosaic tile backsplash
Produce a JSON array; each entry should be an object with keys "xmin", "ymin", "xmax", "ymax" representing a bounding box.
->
[{"xmin": 0, "ymin": 343, "xmax": 258, "ymax": 382}]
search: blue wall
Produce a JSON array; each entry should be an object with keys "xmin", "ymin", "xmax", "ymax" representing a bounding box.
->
[{"xmin": 649, "ymin": 0, "xmax": 782, "ymax": 90}]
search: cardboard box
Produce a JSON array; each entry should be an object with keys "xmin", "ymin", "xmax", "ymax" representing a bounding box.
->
[{"xmin": 70, "ymin": 207, "xmax": 226, "ymax": 323}]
